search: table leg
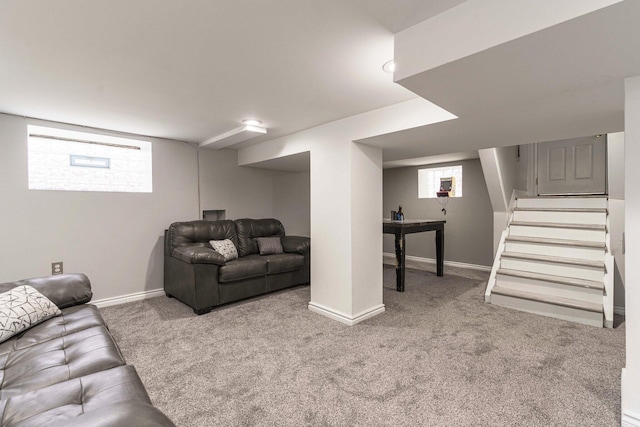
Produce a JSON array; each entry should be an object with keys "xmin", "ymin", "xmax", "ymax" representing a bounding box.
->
[
  {"xmin": 395, "ymin": 232, "xmax": 406, "ymax": 292},
  {"xmin": 436, "ymin": 228, "xmax": 444, "ymax": 277}
]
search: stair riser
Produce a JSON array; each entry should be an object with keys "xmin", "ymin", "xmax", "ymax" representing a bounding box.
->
[
  {"xmin": 509, "ymin": 225, "xmax": 605, "ymax": 242},
  {"xmin": 490, "ymin": 294, "xmax": 603, "ymax": 327},
  {"xmin": 512, "ymin": 210, "xmax": 606, "ymax": 225},
  {"xmin": 516, "ymin": 197, "xmax": 607, "ymax": 209},
  {"xmin": 504, "ymin": 241, "xmax": 605, "ymax": 261},
  {"xmin": 500, "ymin": 258, "xmax": 604, "ymax": 281},
  {"xmin": 495, "ymin": 275, "xmax": 603, "ymax": 304}
]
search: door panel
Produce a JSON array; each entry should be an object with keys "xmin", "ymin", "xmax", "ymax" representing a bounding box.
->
[
  {"xmin": 548, "ymin": 147, "xmax": 566, "ymax": 181},
  {"xmin": 537, "ymin": 135, "xmax": 606, "ymax": 195}
]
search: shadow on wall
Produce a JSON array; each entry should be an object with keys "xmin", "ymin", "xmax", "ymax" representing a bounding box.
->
[
  {"xmin": 145, "ymin": 235, "xmax": 165, "ymax": 291},
  {"xmin": 614, "ymin": 261, "xmax": 625, "ymax": 314}
]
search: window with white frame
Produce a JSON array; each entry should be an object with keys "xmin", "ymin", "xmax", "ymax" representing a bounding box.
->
[
  {"xmin": 418, "ymin": 165, "xmax": 463, "ymax": 198},
  {"xmin": 27, "ymin": 125, "xmax": 152, "ymax": 193}
]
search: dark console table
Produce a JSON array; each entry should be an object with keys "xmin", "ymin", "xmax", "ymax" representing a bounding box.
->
[{"xmin": 383, "ymin": 219, "xmax": 446, "ymax": 292}]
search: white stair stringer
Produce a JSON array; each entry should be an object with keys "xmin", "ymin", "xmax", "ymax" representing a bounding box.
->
[
  {"xmin": 484, "ymin": 191, "xmax": 517, "ymax": 303},
  {"xmin": 485, "ymin": 195, "xmax": 612, "ymax": 328},
  {"xmin": 603, "ymin": 213, "xmax": 614, "ymax": 328}
]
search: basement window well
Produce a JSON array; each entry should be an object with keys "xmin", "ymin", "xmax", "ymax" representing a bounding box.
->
[
  {"xmin": 418, "ymin": 165, "xmax": 463, "ymax": 198},
  {"xmin": 27, "ymin": 125, "xmax": 152, "ymax": 193}
]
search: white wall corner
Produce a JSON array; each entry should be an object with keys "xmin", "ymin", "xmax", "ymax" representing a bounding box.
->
[
  {"xmin": 479, "ymin": 148, "xmax": 510, "ymax": 253},
  {"xmin": 479, "ymin": 148, "xmax": 508, "ymax": 212},
  {"xmin": 623, "ymin": 75, "xmax": 640, "ymax": 427}
]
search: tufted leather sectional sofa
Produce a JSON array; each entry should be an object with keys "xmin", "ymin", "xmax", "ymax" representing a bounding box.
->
[
  {"xmin": 164, "ymin": 218, "xmax": 310, "ymax": 314},
  {"xmin": 0, "ymin": 274, "xmax": 174, "ymax": 427}
]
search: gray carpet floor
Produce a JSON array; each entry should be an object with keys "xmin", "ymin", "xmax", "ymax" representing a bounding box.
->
[{"xmin": 100, "ymin": 266, "xmax": 625, "ymax": 426}]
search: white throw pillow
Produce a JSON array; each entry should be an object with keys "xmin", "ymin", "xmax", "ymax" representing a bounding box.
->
[
  {"xmin": 210, "ymin": 239, "xmax": 239, "ymax": 261},
  {"xmin": 0, "ymin": 285, "xmax": 62, "ymax": 343}
]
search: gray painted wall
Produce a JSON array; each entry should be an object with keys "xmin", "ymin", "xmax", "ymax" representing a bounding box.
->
[
  {"xmin": 273, "ymin": 172, "xmax": 311, "ymax": 237},
  {"xmin": 383, "ymin": 158, "xmax": 494, "ymax": 267},
  {"xmin": 198, "ymin": 148, "xmax": 278, "ymax": 221},
  {"xmin": 496, "ymin": 145, "xmax": 526, "ymax": 197},
  {"xmin": 0, "ymin": 113, "xmax": 279, "ymax": 301}
]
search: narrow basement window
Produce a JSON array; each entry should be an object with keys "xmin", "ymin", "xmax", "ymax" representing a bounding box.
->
[
  {"xmin": 27, "ymin": 125, "xmax": 152, "ymax": 193},
  {"xmin": 418, "ymin": 165, "xmax": 463, "ymax": 198}
]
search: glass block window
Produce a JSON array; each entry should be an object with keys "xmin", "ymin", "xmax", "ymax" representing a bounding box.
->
[
  {"xmin": 28, "ymin": 125, "xmax": 152, "ymax": 193},
  {"xmin": 418, "ymin": 165, "xmax": 463, "ymax": 198}
]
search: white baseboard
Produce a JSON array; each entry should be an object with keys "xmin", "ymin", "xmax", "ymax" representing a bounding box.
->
[
  {"xmin": 92, "ymin": 288, "xmax": 165, "ymax": 308},
  {"xmin": 308, "ymin": 302, "xmax": 385, "ymax": 326},
  {"xmin": 383, "ymin": 252, "xmax": 491, "ymax": 273},
  {"xmin": 623, "ymin": 411, "xmax": 640, "ymax": 427}
]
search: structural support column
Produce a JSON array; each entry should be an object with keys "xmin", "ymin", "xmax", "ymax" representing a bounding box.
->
[
  {"xmin": 238, "ymin": 98, "xmax": 448, "ymax": 325},
  {"xmin": 307, "ymin": 140, "xmax": 384, "ymax": 325},
  {"xmin": 622, "ymin": 76, "xmax": 640, "ymax": 426}
]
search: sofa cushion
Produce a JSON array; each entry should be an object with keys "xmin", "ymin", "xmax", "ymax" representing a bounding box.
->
[
  {"xmin": 0, "ymin": 325, "xmax": 125, "ymax": 399},
  {"xmin": 209, "ymin": 239, "xmax": 239, "ymax": 261},
  {"xmin": 0, "ymin": 286, "xmax": 62, "ymax": 344},
  {"xmin": 0, "ymin": 365, "xmax": 173, "ymax": 427},
  {"xmin": 167, "ymin": 220, "xmax": 238, "ymax": 253},
  {"xmin": 235, "ymin": 218, "xmax": 286, "ymax": 257},
  {"xmin": 0, "ymin": 305, "xmax": 105, "ymax": 356},
  {"xmin": 256, "ymin": 236, "xmax": 283, "ymax": 255},
  {"xmin": 262, "ymin": 253, "xmax": 305, "ymax": 274},
  {"xmin": 218, "ymin": 257, "xmax": 267, "ymax": 283}
]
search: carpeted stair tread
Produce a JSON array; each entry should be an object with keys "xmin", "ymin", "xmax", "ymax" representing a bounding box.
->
[
  {"xmin": 496, "ymin": 268, "xmax": 604, "ymax": 290},
  {"xmin": 516, "ymin": 195, "xmax": 608, "ymax": 199},
  {"xmin": 504, "ymin": 235, "xmax": 605, "ymax": 249},
  {"xmin": 510, "ymin": 221, "xmax": 606, "ymax": 231},
  {"xmin": 501, "ymin": 251, "xmax": 605, "ymax": 269},
  {"xmin": 491, "ymin": 285, "xmax": 603, "ymax": 313},
  {"xmin": 513, "ymin": 207, "xmax": 607, "ymax": 213}
]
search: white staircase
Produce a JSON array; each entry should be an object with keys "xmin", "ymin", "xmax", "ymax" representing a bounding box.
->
[{"xmin": 485, "ymin": 196, "xmax": 614, "ymax": 328}]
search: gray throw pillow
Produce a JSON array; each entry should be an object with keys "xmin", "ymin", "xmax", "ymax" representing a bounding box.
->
[
  {"xmin": 256, "ymin": 236, "xmax": 283, "ymax": 255},
  {"xmin": 0, "ymin": 285, "xmax": 62, "ymax": 343}
]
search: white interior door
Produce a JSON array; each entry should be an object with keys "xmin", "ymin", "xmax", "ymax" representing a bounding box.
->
[{"xmin": 537, "ymin": 135, "xmax": 607, "ymax": 195}]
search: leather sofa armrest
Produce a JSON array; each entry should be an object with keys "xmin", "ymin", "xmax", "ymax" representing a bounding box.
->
[
  {"xmin": 172, "ymin": 246, "xmax": 226, "ymax": 265},
  {"xmin": 0, "ymin": 273, "xmax": 92, "ymax": 309},
  {"xmin": 281, "ymin": 236, "xmax": 310, "ymax": 254},
  {"xmin": 62, "ymin": 401, "xmax": 176, "ymax": 427}
]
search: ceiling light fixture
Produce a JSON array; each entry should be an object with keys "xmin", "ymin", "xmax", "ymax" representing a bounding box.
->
[
  {"xmin": 242, "ymin": 119, "xmax": 263, "ymax": 126},
  {"xmin": 200, "ymin": 123, "xmax": 267, "ymax": 150},
  {"xmin": 382, "ymin": 60, "xmax": 396, "ymax": 73}
]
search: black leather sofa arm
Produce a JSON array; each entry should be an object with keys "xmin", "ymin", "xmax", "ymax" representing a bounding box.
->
[
  {"xmin": 172, "ymin": 245, "xmax": 226, "ymax": 265},
  {"xmin": 62, "ymin": 401, "xmax": 176, "ymax": 427},
  {"xmin": 281, "ymin": 236, "xmax": 310, "ymax": 254},
  {"xmin": 0, "ymin": 273, "xmax": 92, "ymax": 309}
]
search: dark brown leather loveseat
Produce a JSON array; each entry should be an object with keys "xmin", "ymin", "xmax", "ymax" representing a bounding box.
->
[
  {"xmin": 164, "ymin": 218, "xmax": 310, "ymax": 314},
  {"xmin": 0, "ymin": 274, "xmax": 174, "ymax": 426}
]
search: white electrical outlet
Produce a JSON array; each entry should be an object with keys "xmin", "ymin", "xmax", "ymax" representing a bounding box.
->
[{"xmin": 52, "ymin": 262, "xmax": 63, "ymax": 275}]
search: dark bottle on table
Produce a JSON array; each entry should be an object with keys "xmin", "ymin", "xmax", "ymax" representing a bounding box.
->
[{"xmin": 396, "ymin": 206, "xmax": 404, "ymax": 221}]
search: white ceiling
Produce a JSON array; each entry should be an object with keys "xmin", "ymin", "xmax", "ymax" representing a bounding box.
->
[
  {"xmin": 363, "ymin": 0, "xmax": 640, "ymax": 162},
  {"xmin": 0, "ymin": 1, "xmax": 454, "ymax": 146},
  {"xmin": 1, "ymin": 1, "xmax": 638, "ymax": 171}
]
